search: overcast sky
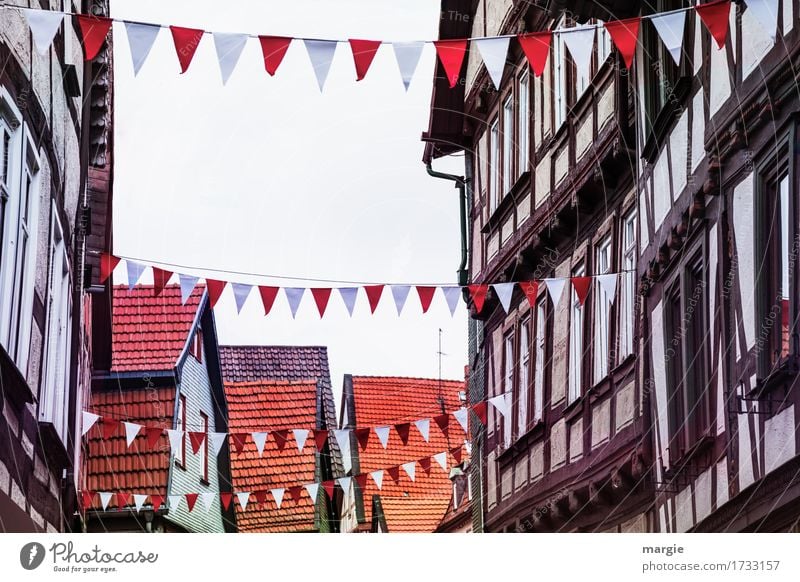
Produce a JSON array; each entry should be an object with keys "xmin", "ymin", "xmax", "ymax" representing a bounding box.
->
[{"xmin": 110, "ymin": 0, "xmax": 468, "ymax": 402}]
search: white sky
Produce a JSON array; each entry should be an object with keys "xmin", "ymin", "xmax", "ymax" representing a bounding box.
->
[{"xmin": 110, "ymin": 0, "xmax": 468, "ymax": 404}]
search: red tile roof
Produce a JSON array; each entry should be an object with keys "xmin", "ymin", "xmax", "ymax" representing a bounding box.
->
[
  {"xmin": 111, "ymin": 285, "xmax": 203, "ymax": 372},
  {"xmin": 349, "ymin": 376, "xmax": 467, "ymax": 532},
  {"xmin": 86, "ymin": 387, "xmax": 176, "ymax": 508},
  {"xmin": 224, "ymin": 379, "xmax": 321, "ymax": 532}
]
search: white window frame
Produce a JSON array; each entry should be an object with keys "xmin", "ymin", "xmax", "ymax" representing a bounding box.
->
[
  {"xmin": 490, "ymin": 117, "xmax": 500, "ymax": 213},
  {"xmin": 503, "ymin": 332, "xmax": 514, "ymax": 448},
  {"xmin": 176, "ymin": 395, "xmax": 186, "ymax": 467},
  {"xmin": 554, "ymin": 21, "xmax": 568, "ymax": 130},
  {"xmin": 533, "ymin": 298, "xmax": 546, "ymax": 422},
  {"xmin": 594, "ymin": 237, "xmax": 612, "ymax": 383},
  {"xmin": 502, "ymin": 95, "xmax": 514, "ymax": 195},
  {"xmin": 620, "ymin": 210, "xmax": 637, "ymax": 358},
  {"xmin": 597, "ymin": 20, "xmax": 612, "ymax": 67},
  {"xmin": 569, "ymin": 265, "xmax": 585, "ymax": 403},
  {"xmin": 518, "ymin": 71, "xmax": 530, "ymax": 178},
  {"xmin": 517, "ymin": 317, "xmax": 530, "ymax": 437}
]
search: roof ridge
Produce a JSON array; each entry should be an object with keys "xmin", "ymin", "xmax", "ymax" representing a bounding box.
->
[
  {"xmin": 352, "ymin": 375, "xmax": 464, "ymax": 383},
  {"xmin": 219, "ymin": 344, "xmax": 328, "ymax": 350},
  {"xmin": 224, "ymin": 379, "xmax": 320, "ymax": 388}
]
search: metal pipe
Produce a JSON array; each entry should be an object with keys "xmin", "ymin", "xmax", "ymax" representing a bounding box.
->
[{"xmin": 426, "ymin": 162, "xmax": 469, "ymax": 286}]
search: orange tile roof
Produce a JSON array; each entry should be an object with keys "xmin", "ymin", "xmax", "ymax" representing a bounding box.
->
[
  {"xmin": 224, "ymin": 379, "xmax": 321, "ymax": 532},
  {"xmin": 380, "ymin": 497, "xmax": 453, "ymax": 533},
  {"xmin": 111, "ymin": 285, "xmax": 203, "ymax": 372}
]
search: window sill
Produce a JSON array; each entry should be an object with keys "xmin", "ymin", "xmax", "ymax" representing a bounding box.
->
[
  {"xmin": 588, "ymin": 375, "xmax": 613, "ymax": 400},
  {"xmin": 496, "ymin": 420, "xmax": 545, "ymax": 464},
  {"xmin": 37, "ymin": 421, "xmax": 70, "ymax": 470},
  {"xmin": 175, "ymin": 460, "xmax": 186, "ymax": 471},
  {"xmin": 564, "ymin": 395, "xmax": 585, "ymax": 422},
  {"xmin": 200, "ymin": 478, "xmax": 210, "ymax": 487},
  {"xmin": 665, "ymin": 434, "xmax": 714, "ymax": 477},
  {"xmin": 0, "ymin": 345, "xmax": 36, "ymax": 408},
  {"xmin": 754, "ymin": 356, "xmax": 799, "ymax": 398},
  {"xmin": 482, "ymin": 171, "xmax": 531, "ymax": 233}
]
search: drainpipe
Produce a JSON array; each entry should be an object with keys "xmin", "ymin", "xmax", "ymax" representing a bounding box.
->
[{"xmin": 426, "ymin": 162, "xmax": 469, "ymax": 287}]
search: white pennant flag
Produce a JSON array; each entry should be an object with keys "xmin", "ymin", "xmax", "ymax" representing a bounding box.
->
[
  {"xmin": 304, "ymin": 40, "xmax": 338, "ymax": 91},
  {"xmin": 392, "ymin": 41, "xmax": 424, "ymax": 91},
  {"xmin": 209, "ymin": 432, "xmax": 227, "ymax": 456},
  {"xmin": 304, "ymin": 482, "xmax": 320, "ymax": 502},
  {"xmin": 339, "ymin": 287, "xmax": 358, "ymax": 317},
  {"xmin": 402, "ymin": 461, "xmax": 416, "ymax": 482},
  {"xmin": 493, "ymin": 283, "xmax": 515, "ymax": 314},
  {"xmin": 99, "ymin": 492, "xmax": 113, "ymax": 511},
  {"xmin": 123, "ymin": 422, "xmax": 142, "ymax": 447},
  {"xmin": 374, "ymin": 426, "xmax": 391, "ymax": 449},
  {"xmin": 544, "ymin": 278, "xmax": 567, "ymax": 309},
  {"xmin": 370, "ymin": 470, "xmax": 384, "ymax": 490},
  {"xmin": 442, "ymin": 287, "xmax": 462, "ymax": 316},
  {"xmin": 561, "ymin": 24, "xmax": 595, "ymax": 83},
  {"xmin": 596, "ymin": 273, "xmax": 618, "ymax": 304},
  {"xmin": 167, "ymin": 429, "xmax": 184, "ymax": 455},
  {"xmin": 23, "ymin": 9, "xmax": 64, "ymax": 55},
  {"xmin": 391, "ymin": 285, "xmax": 411, "ymax": 316},
  {"xmin": 252, "ymin": 432, "xmax": 268, "ymax": 456},
  {"xmin": 433, "ymin": 451, "xmax": 448, "ymax": 471},
  {"xmin": 333, "ymin": 429, "xmax": 351, "ymax": 451},
  {"xmin": 125, "ymin": 22, "xmax": 160, "ymax": 76},
  {"xmin": 744, "ymin": 0, "xmax": 779, "ymax": 43},
  {"xmin": 293, "ymin": 429, "xmax": 309, "ymax": 452},
  {"xmin": 489, "ymin": 393, "xmax": 512, "ymax": 420},
  {"xmin": 414, "ymin": 419, "xmax": 430, "ymax": 442},
  {"xmin": 453, "ymin": 407, "xmax": 469, "ymax": 433},
  {"xmin": 201, "ymin": 492, "xmax": 216, "ymax": 513},
  {"xmin": 650, "ymin": 10, "xmax": 687, "ymax": 66},
  {"xmin": 236, "ymin": 492, "xmax": 250, "ymax": 511},
  {"xmin": 82, "ymin": 411, "xmax": 100, "ymax": 436},
  {"xmin": 168, "ymin": 495, "xmax": 182, "ymax": 511},
  {"xmin": 231, "ymin": 283, "xmax": 252, "ymax": 314},
  {"xmin": 474, "ymin": 37, "xmax": 511, "ymax": 89},
  {"xmin": 337, "ymin": 476, "xmax": 352, "ymax": 494},
  {"xmin": 179, "ymin": 274, "xmax": 198, "ymax": 305},
  {"xmin": 284, "ymin": 287, "xmax": 305, "ymax": 319},
  {"xmin": 133, "ymin": 494, "xmax": 148, "ymax": 513},
  {"xmin": 271, "ymin": 488, "xmax": 285, "ymax": 509},
  {"xmin": 126, "ymin": 261, "xmax": 146, "ymax": 290},
  {"xmin": 213, "ymin": 32, "xmax": 248, "ymax": 85}
]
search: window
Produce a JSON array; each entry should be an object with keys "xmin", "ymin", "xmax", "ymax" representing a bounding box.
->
[
  {"xmin": 568, "ymin": 265, "xmax": 585, "ymax": 403},
  {"xmin": 518, "ymin": 72, "xmax": 529, "ymax": 177},
  {"xmin": 554, "ymin": 19, "xmax": 568, "ymax": 129},
  {"xmin": 517, "ymin": 317, "xmax": 531, "ymax": 437},
  {"xmin": 490, "ymin": 118, "xmax": 500, "ymax": 212},
  {"xmin": 502, "ymin": 95, "xmax": 514, "ymax": 194},
  {"xmin": 39, "ymin": 210, "xmax": 73, "ymax": 445},
  {"xmin": 597, "ymin": 20, "xmax": 612, "ymax": 66},
  {"xmin": 594, "ymin": 237, "xmax": 612, "ymax": 383},
  {"xmin": 502, "ymin": 332, "xmax": 514, "ymax": 447},
  {"xmin": 533, "ymin": 299, "xmax": 546, "ymax": 422},
  {"xmin": 199, "ymin": 411, "xmax": 209, "ymax": 483},
  {"xmin": 176, "ymin": 395, "xmax": 187, "ymax": 468},
  {"xmin": 620, "ymin": 210, "xmax": 637, "ymax": 358},
  {"xmin": 191, "ymin": 328, "xmax": 203, "ymax": 362}
]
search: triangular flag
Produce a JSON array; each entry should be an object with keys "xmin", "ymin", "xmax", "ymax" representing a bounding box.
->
[
  {"xmin": 293, "ymin": 429, "xmax": 309, "ymax": 452},
  {"xmin": 126, "ymin": 260, "xmax": 146, "ymax": 290},
  {"xmin": 273, "ymin": 429, "xmax": 289, "ymax": 451},
  {"xmin": 201, "ymin": 492, "xmax": 216, "ymax": 512},
  {"xmin": 433, "ymin": 451, "xmax": 448, "ymax": 471},
  {"xmin": 145, "ymin": 427, "xmax": 163, "ymax": 449},
  {"xmin": 230, "ymin": 432, "xmax": 248, "ymax": 454},
  {"xmin": 391, "ymin": 285, "xmax": 411, "ymax": 316},
  {"xmin": 98, "ymin": 253, "xmax": 119, "ymax": 284},
  {"xmin": 168, "ymin": 495, "xmax": 182, "ymax": 511},
  {"xmin": 288, "ymin": 486, "xmax": 303, "ymax": 504},
  {"xmin": 236, "ymin": 492, "xmax": 250, "ymax": 511},
  {"xmin": 209, "ymin": 432, "xmax": 227, "ymax": 456},
  {"xmin": 395, "ymin": 422, "xmax": 411, "ymax": 445},
  {"xmin": 167, "ymin": 429, "xmax": 184, "ymax": 455},
  {"xmin": 374, "ymin": 426, "xmax": 390, "ymax": 449},
  {"xmin": 231, "ymin": 283, "xmax": 252, "ymax": 314},
  {"xmin": 451, "ymin": 446, "xmax": 464, "ymax": 464},
  {"xmin": 76, "ymin": 15, "xmax": 112, "ymax": 61},
  {"xmin": 339, "ymin": 287, "xmax": 358, "ymax": 317},
  {"xmin": 150, "ymin": 495, "xmax": 164, "ymax": 512},
  {"xmin": 123, "ymin": 422, "xmax": 142, "ymax": 447},
  {"xmin": 179, "ymin": 274, "xmax": 198, "ymax": 304},
  {"xmin": 416, "ymin": 286, "xmax": 437, "ymax": 314},
  {"xmin": 433, "ymin": 39, "xmax": 468, "ymax": 88},
  {"xmin": 152, "ymin": 268, "xmax": 173, "ymax": 296},
  {"xmin": 744, "ymin": 0, "xmax": 779, "ymax": 43},
  {"xmin": 116, "ymin": 492, "xmax": 131, "ymax": 509},
  {"xmin": 493, "ymin": 283, "xmax": 515, "ymax": 314},
  {"xmin": 337, "ymin": 476, "xmax": 353, "ymax": 494},
  {"xmin": 453, "ymin": 407, "xmax": 469, "ymax": 433},
  {"xmin": 314, "ymin": 430, "xmax": 329, "ymax": 452},
  {"xmin": 23, "ymin": 9, "xmax": 64, "ymax": 55},
  {"xmin": 544, "ymin": 278, "xmax": 566, "ymax": 308},
  {"xmin": 258, "ymin": 286, "xmax": 280, "ymax": 316},
  {"xmin": 468, "ymin": 284, "xmax": 489, "ymax": 314},
  {"xmin": 169, "ymin": 26, "xmax": 205, "ymax": 74},
  {"xmin": 561, "ymin": 24, "xmax": 595, "ymax": 82},
  {"xmin": 125, "ymin": 22, "xmax": 160, "ymax": 76},
  {"xmin": 650, "ymin": 10, "xmax": 687, "ymax": 66},
  {"xmin": 518, "ymin": 32, "xmax": 552, "ymax": 77},
  {"xmin": 519, "ymin": 281, "xmax": 539, "ymax": 308},
  {"xmin": 434, "ymin": 413, "xmax": 450, "ymax": 438},
  {"xmin": 219, "ymin": 492, "xmax": 233, "ymax": 510},
  {"xmin": 252, "ymin": 432, "xmax": 268, "ymax": 456},
  {"xmin": 392, "ymin": 41, "xmax": 424, "ymax": 91},
  {"xmin": 206, "ymin": 279, "xmax": 227, "ymax": 309},
  {"xmin": 414, "ymin": 419, "xmax": 430, "ymax": 442},
  {"xmin": 572, "ymin": 276, "xmax": 592, "ymax": 306},
  {"xmin": 213, "ymin": 32, "xmax": 248, "ymax": 85},
  {"xmin": 371, "ymin": 470, "xmax": 384, "ymax": 490},
  {"xmin": 185, "ymin": 493, "xmax": 199, "ymax": 512},
  {"xmin": 355, "ymin": 428, "xmax": 370, "ymax": 451},
  {"xmin": 254, "ymin": 490, "xmax": 269, "ymax": 506},
  {"xmin": 596, "ymin": 273, "xmax": 618, "ymax": 304},
  {"xmin": 82, "ymin": 411, "xmax": 100, "ymax": 436},
  {"xmin": 284, "ymin": 287, "xmax": 305, "ymax": 319},
  {"xmin": 322, "ymin": 480, "xmax": 335, "ymax": 500},
  {"xmin": 100, "ymin": 418, "xmax": 119, "ymax": 439},
  {"xmin": 189, "ymin": 431, "xmax": 206, "ymax": 454},
  {"xmin": 99, "ymin": 492, "xmax": 113, "ymax": 511},
  {"xmin": 489, "ymin": 393, "xmax": 512, "ymax": 420},
  {"xmin": 605, "ymin": 17, "xmax": 640, "ymax": 70},
  {"xmin": 133, "ymin": 494, "xmax": 147, "ymax": 513},
  {"xmin": 387, "ymin": 466, "xmax": 401, "ymax": 485},
  {"xmin": 304, "ymin": 483, "xmax": 320, "ymax": 502},
  {"xmin": 311, "ymin": 288, "xmax": 332, "ymax": 318},
  {"xmin": 420, "ymin": 456, "xmax": 432, "ymax": 476},
  {"xmin": 443, "ymin": 286, "xmax": 462, "ymax": 316},
  {"xmin": 304, "ymin": 39, "xmax": 338, "ymax": 91},
  {"xmin": 271, "ymin": 488, "xmax": 285, "ymax": 509},
  {"xmin": 364, "ymin": 285, "xmax": 384, "ymax": 314},
  {"xmin": 81, "ymin": 490, "xmax": 94, "ymax": 510},
  {"xmin": 354, "ymin": 474, "xmax": 368, "ymax": 490},
  {"xmin": 349, "ymin": 39, "xmax": 381, "ymax": 81},
  {"xmin": 333, "ymin": 429, "xmax": 351, "ymax": 451},
  {"xmin": 402, "ymin": 461, "xmax": 416, "ymax": 482},
  {"xmin": 696, "ymin": 0, "xmax": 732, "ymax": 49},
  {"xmin": 474, "ymin": 37, "xmax": 511, "ymax": 89},
  {"xmin": 472, "ymin": 401, "xmax": 488, "ymax": 426},
  {"xmin": 259, "ymin": 36, "xmax": 292, "ymax": 75}
]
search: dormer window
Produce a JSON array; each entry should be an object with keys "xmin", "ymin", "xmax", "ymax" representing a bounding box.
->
[{"xmin": 190, "ymin": 328, "xmax": 203, "ymax": 362}]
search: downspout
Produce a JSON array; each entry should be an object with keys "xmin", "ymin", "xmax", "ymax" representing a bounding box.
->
[{"xmin": 426, "ymin": 162, "xmax": 469, "ymax": 287}]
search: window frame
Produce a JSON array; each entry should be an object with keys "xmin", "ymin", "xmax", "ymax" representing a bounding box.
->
[
  {"xmin": 502, "ymin": 93, "xmax": 514, "ymax": 195},
  {"xmin": 568, "ymin": 264, "xmax": 586, "ymax": 403},
  {"xmin": 532, "ymin": 296, "xmax": 547, "ymax": 424},
  {"xmin": 176, "ymin": 394, "xmax": 187, "ymax": 469},
  {"xmin": 517, "ymin": 69, "xmax": 530, "ymax": 178},
  {"xmin": 620, "ymin": 209, "xmax": 638, "ymax": 359},
  {"xmin": 199, "ymin": 411, "xmax": 209, "ymax": 484},
  {"xmin": 594, "ymin": 236, "xmax": 613, "ymax": 384},
  {"xmin": 489, "ymin": 116, "xmax": 500, "ymax": 213},
  {"xmin": 516, "ymin": 315, "xmax": 531, "ymax": 438},
  {"xmin": 502, "ymin": 330, "xmax": 514, "ymax": 448}
]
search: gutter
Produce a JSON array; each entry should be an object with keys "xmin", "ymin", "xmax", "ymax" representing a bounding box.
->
[{"xmin": 425, "ymin": 162, "xmax": 469, "ymax": 287}]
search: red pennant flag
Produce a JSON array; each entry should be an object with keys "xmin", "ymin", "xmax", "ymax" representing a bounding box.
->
[
  {"xmin": 230, "ymin": 433, "xmax": 248, "ymax": 454},
  {"xmin": 354, "ymin": 428, "xmax": 370, "ymax": 451},
  {"xmin": 189, "ymin": 431, "xmax": 206, "ymax": 454},
  {"xmin": 314, "ymin": 430, "xmax": 329, "ymax": 452},
  {"xmin": 152, "ymin": 268, "xmax": 173, "ymax": 296},
  {"xmin": 468, "ymin": 284, "xmax": 489, "ymax": 314},
  {"xmin": 433, "ymin": 39, "xmax": 468, "ymax": 88},
  {"xmin": 451, "ymin": 446, "xmax": 463, "ymax": 464},
  {"xmin": 387, "ymin": 466, "xmax": 401, "ymax": 485},
  {"xmin": 145, "ymin": 427, "xmax": 163, "ymax": 449},
  {"xmin": 604, "ymin": 17, "xmax": 640, "ymax": 70},
  {"xmin": 258, "ymin": 286, "xmax": 280, "ymax": 316},
  {"xmin": 100, "ymin": 418, "xmax": 119, "ymax": 439},
  {"xmin": 572, "ymin": 276, "xmax": 592, "ymax": 306},
  {"xmin": 395, "ymin": 422, "xmax": 411, "ymax": 446},
  {"xmin": 349, "ymin": 39, "xmax": 382, "ymax": 81},
  {"xmin": 99, "ymin": 253, "xmax": 120, "ymax": 284},
  {"xmin": 354, "ymin": 474, "xmax": 368, "ymax": 490},
  {"xmin": 206, "ymin": 280, "xmax": 227, "ymax": 309},
  {"xmin": 311, "ymin": 288, "xmax": 333, "ymax": 318},
  {"xmin": 364, "ymin": 285, "xmax": 384, "ymax": 313},
  {"xmin": 518, "ymin": 32, "xmax": 552, "ymax": 77},
  {"xmin": 416, "ymin": 286, "xmax": 437, "ymax": 313},
  {"xmin": 81, "ymin": 490, "xmax": 95, "ymax": 510},
  {"xmin": 76, "ymin": 15, "xmax": 112, "ymax": 61},
  {"xmin": 150, "ymin": 495, "xmax": 164, "ymax": 512},
  {"xmin": 253, "ymin": 490, "xmax": 269, "ymax": 505},
  {"xmin": 185, "ymin": 493, "xmax": 199, "ymax": 512},
  {"xmin": 472, "ymin": 401, "xmax": 488, "ymax": 426},
  {"xmin": 289, "ymin": 486, "xmax": 303, "ymax": 504},
  {"xmin": 258, "ymin": 36, "xmax": 292, "ymax": 75},
  {"xmin": 116, "ymin": 492, "xmax": 130, "ymax": 508},
  {"xmin": 696, "ymin": 0, "xmax": 732, "ymax": 49},
  {"xmin": 420, "ymin": 456, "xmax": 432, "ymax": 476},
  {"xmin": 170, "ymin": 26, "xmax": 205, "ymax": 73},
  {"xmin": 273, "ymin": 429, "xmax": 289, "ymax": 451},
  {"xmin": 434, "ymin": 413, "xmax": 450, "ymax": 438},
  {"xmin": 322, "ymin": 480, "xmax": 336, "ymax": 500},
  {"xmin": 219, "ymin": 492, "xmax": 233, "ymax": 510},
  {"xmin": 519, "ymin": 281, "xmax": 539, "ymax": 308}
]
